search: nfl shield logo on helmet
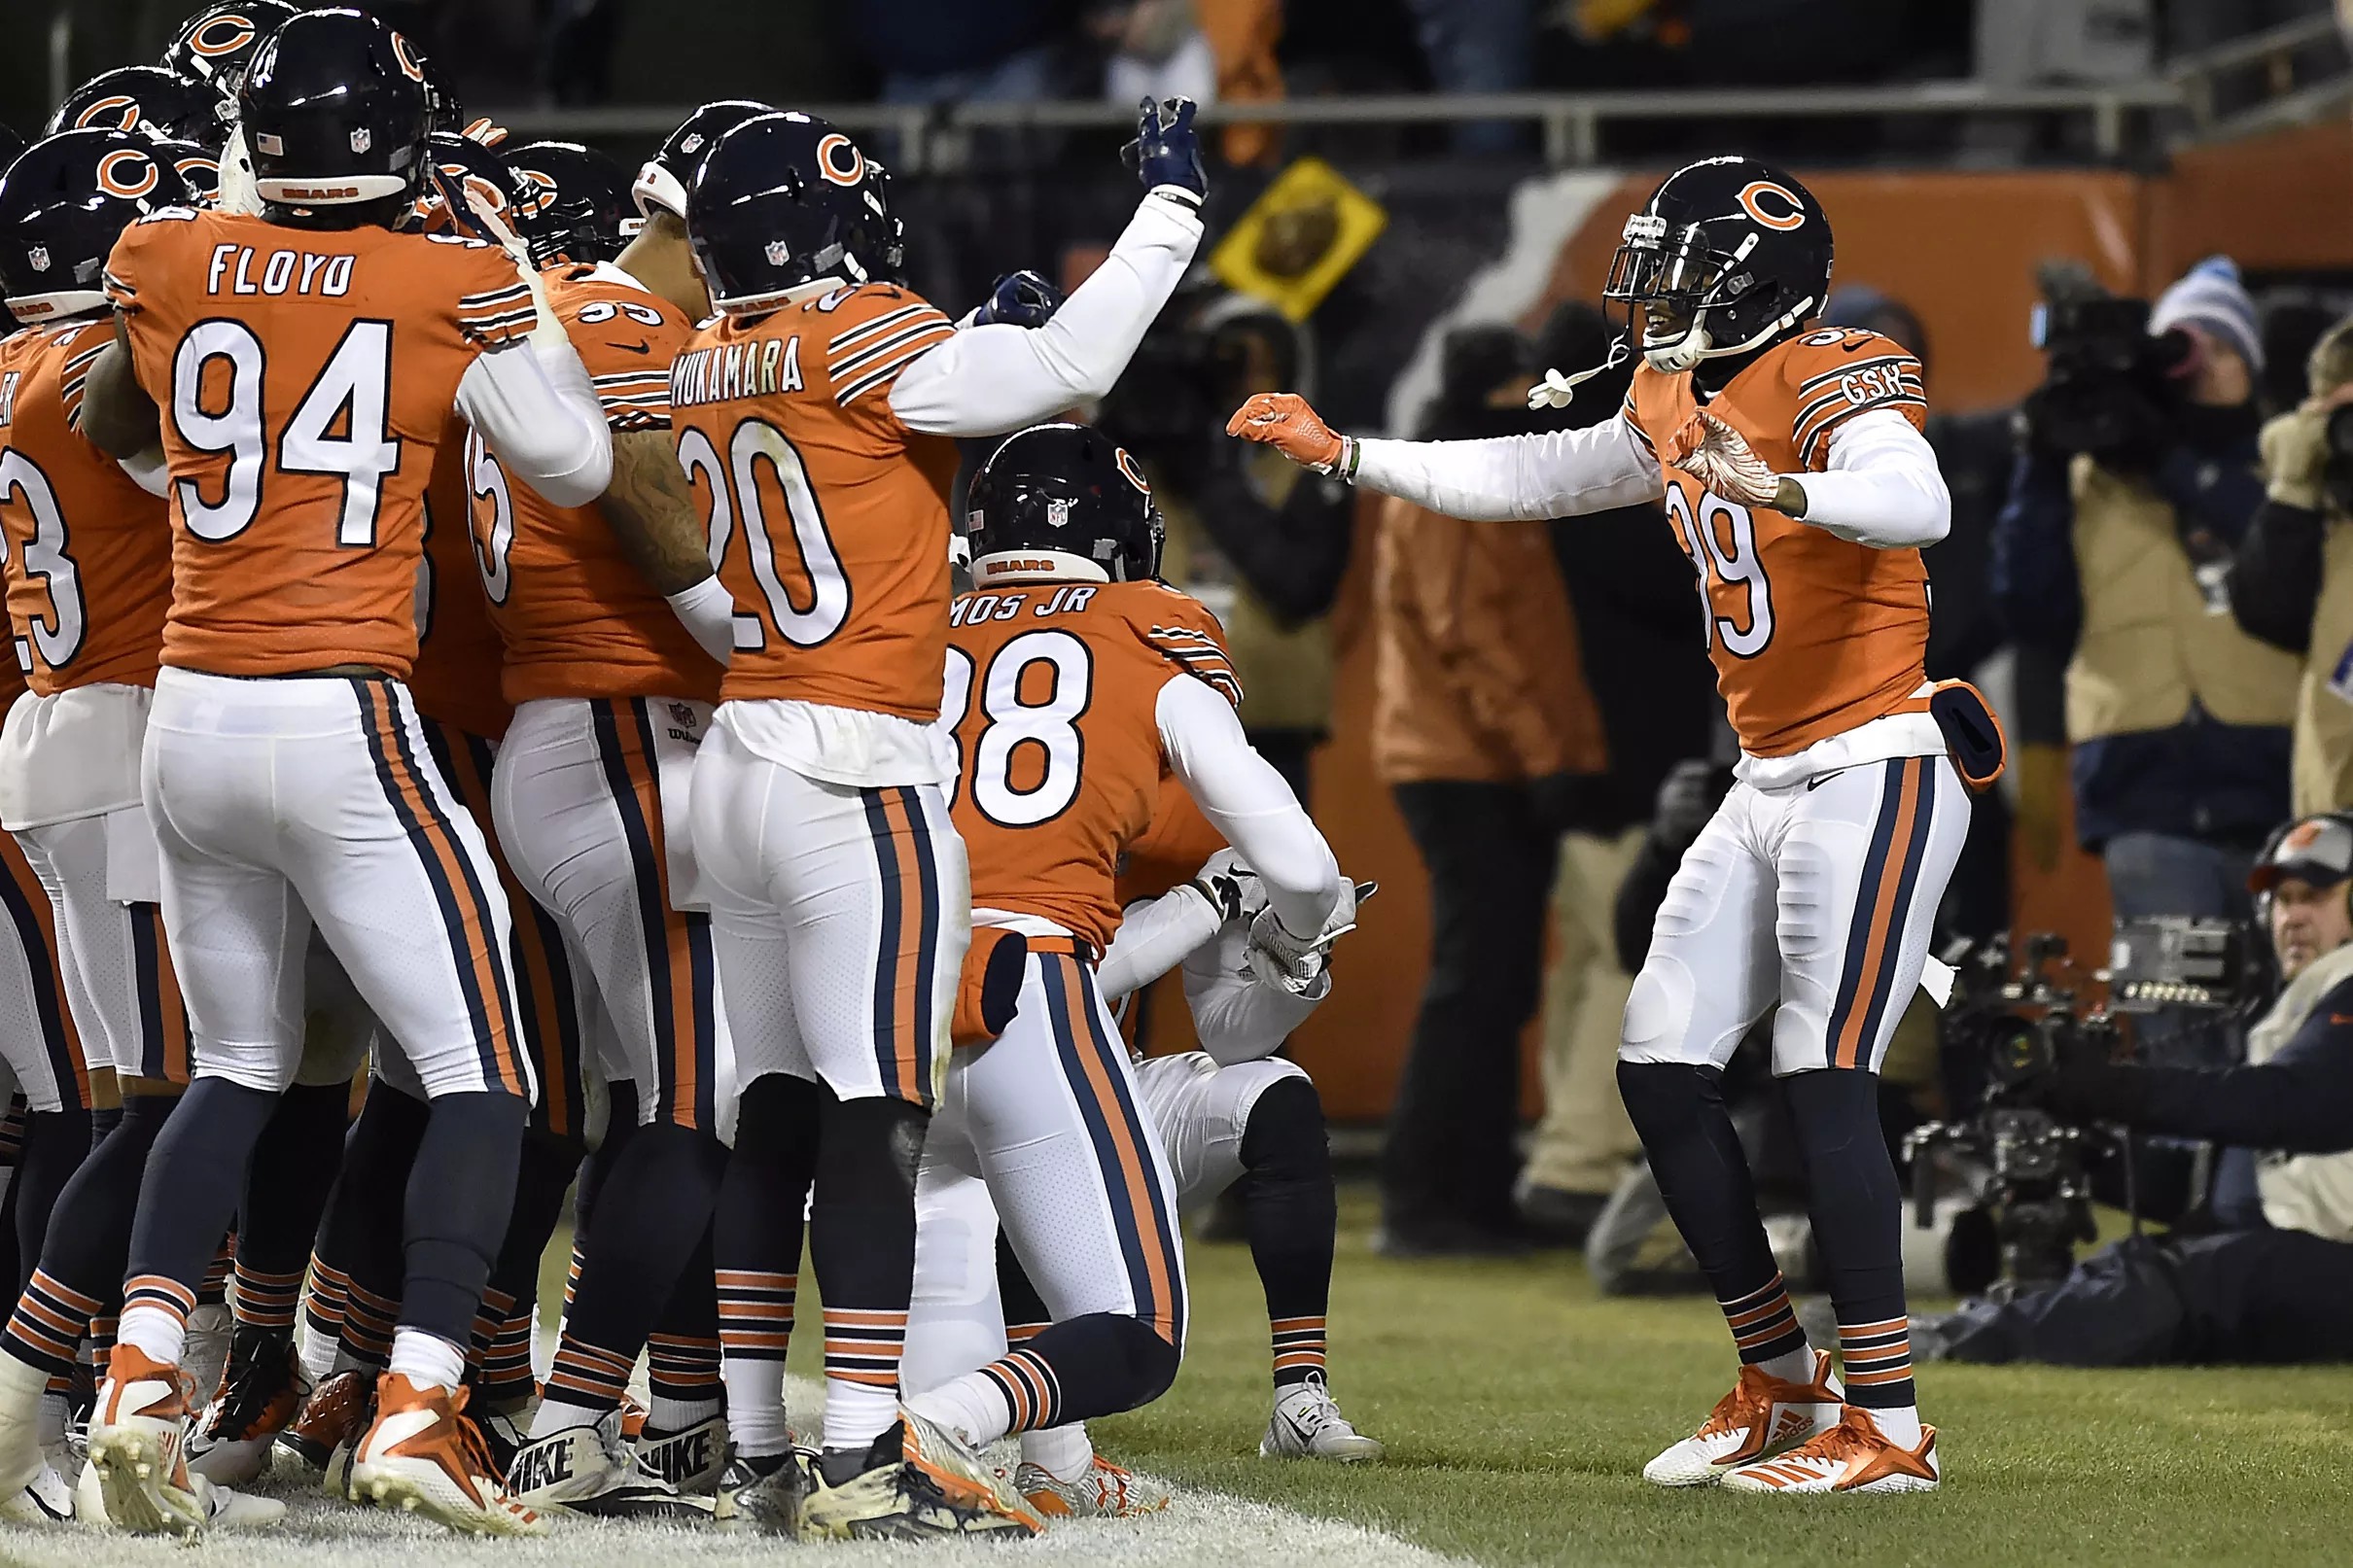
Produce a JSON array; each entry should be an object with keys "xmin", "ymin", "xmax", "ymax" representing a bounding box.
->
[
  {"xmin": 26, "ymin": 247, "xmax": 49, "ymax": 273},
  {"xmin": 764, "ymin": 239, "xmax": 790, "ymax": 265},
  {"xmin": 350, "ymin": 126, "xmax": 371, "ymax": 154},
  {"xmin": 1046, "ymin": 498, "xmax": 1071, "ymax": 530},
  {"xmin": 681, "ymin": 133, "xmax": 704, "ymax": 155}
]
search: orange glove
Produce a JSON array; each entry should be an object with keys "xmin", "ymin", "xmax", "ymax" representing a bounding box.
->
[{"xmin": 1226, "ymin": 393, "xmax": 1348, "ymax": 473}]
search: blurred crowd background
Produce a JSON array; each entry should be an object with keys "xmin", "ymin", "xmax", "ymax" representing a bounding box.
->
[{"xmin": 13, "ymin": 0, "xmax": 2353, "ymax": 1265}]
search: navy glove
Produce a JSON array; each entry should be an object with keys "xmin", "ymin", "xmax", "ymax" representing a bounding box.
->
[
  {"xmin": 973, "ymin": 269, "xmax": 1065, "ymax": 330},
  {"xmin": 1121, "ymin": 96, "xmax": 1207, "ymax": 202}
]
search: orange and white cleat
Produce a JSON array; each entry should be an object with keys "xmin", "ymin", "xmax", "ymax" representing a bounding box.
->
[
  {"xmin": 86, "ymin": 1346, "xmax": 206, "ymax": 1537},
  {"xmin": 349, "ymin": 1374, "xmax": 546, "ymax": 1536},
  {"xmin": 1641, "ymin": 1351, "xmax": 1844, "ymax": 1487},
  {"xmin": 1722, "ymin": 1406, "xmax": 1940, "ymax": 1494},
  {"xmin": 1016, "ymin": 1453, "xmax": 1170, "ymax": 1518}
]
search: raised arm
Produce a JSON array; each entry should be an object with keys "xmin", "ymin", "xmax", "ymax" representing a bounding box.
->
[{"xmin": 1226, "ymin": 392, "xmax": 1665, "ymax": 522}]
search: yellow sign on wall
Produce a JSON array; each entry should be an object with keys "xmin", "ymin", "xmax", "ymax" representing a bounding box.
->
[{"xmin": 1209, "ymin": 157, "xmax": 1387, "ymax": 323}]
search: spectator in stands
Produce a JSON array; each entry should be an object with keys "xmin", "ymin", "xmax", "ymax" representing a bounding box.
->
[
  {"xmin": 1993, "ymin": 256, "xmax": 2297, "ymax": 1065},
  {"xmin": 1091, "ymin": 0, "xmax": 1217, "ymax": 103},
  {"xmin": 1372, "ymin": 325, "xmax": 1609, "ymax": 1255},
  {"xmin": 1516, "ymin": 303, "xmax": 1713, "ymax": 1246},
  {"xmin": 1823, "ymin": 287, "xmax": 2016, "ymax": 942},
  {"xmin": 1402, "ymin": 0, "xmax": 1533, "ymax": 152},
  {"xmin": 2230, "ymin": 315, "xmax": 2353, "ymax": 816},
  {"xmin": 1916, "ymin": 810, "xmax": 2353, "ymax": 1367}
]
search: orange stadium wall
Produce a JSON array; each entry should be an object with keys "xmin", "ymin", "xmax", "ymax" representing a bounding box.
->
[{"xmin": 1269, "ymin": 122, "xmax": 2353, "ymax": 1122}]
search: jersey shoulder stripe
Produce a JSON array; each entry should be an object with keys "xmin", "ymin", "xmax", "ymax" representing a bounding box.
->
[{"xmin": 833, "ymin": 321, "xmax": 957, "ymax": 407}]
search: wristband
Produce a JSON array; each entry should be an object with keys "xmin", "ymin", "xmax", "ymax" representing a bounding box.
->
[{"xmin": 1314, "ymin": 435, "xmax": 1360, "ymax": 483}]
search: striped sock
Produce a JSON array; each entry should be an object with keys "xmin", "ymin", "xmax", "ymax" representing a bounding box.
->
[
  {"xmin": 196, "ymin": 1238, "xmax": 234, "ymax": 1309},
  {"xmin": 820, "ymin": 1307, "xmax": 904, "ymax": 1450},
  {"xmin": 1838, "ymin": 1315, "xmax": 1915, "ymax": 1414},
  {"xmin": 468, "ymin": 1292, "xmax": 536, "ymax": 1413},
  {"xmin": 231, "ymin": 1260, "xmax": 303, "ymax": 1333},
  {"xmin": 1719, "ymin": 1273, "xmax": 1810, "ymax": 1372},
  {"xmin": 4, "ymin": 1271, "xmax": 103, "ymax": 1376},
  {"xmin": 1270, "ymin": 1314, "xmax": 1327, "ymax": 1389},
  {"xmin": 302, "ymin": 1258, "xmax": 350, "ymax": 1340},
  {"xmin": 87, "ymin": 1311, "xmax": 119, "ymax": 1364},
  {"xmin": 118, "ymin": 1274, "xmax": 196, "ymax": 1366},
  {"xmin": 338, "ymin": 1279, "xmax": 397, "ymax": 1369},
  {"xmin": 563, "ymin": 1241, "xmax": 584, "ymax": 1312},
  {"xmin": 717, "ymin": 1271, "xmax": 794, "ymax": 1457},
  {"xmin": 541, "ymin": 1336, "xmax": 633, "ymax": 1417},
  {"xmin": 647, "ymin": 1332, "xmax": 723, "ymax": 1431},
  {"xmin": 976, "ymin": 1348, "xmax": 1063, "ymax": 1437}
]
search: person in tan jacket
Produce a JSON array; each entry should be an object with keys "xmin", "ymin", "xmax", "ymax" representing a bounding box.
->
[{"xmin": 1371, "ymin": 325, "xmax": 1609, "ymax": 1255}]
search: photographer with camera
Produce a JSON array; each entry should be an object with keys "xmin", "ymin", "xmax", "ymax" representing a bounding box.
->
[
  {"xmin": 1916, "ymin": 813, "xmax": 2353, "ymax": 1366},
  {"xmin": 1993, "ymin": 256, "xmax": 2300, "ymax": 1066},
  {"xmin": 2227, "ymin": 316, "xmax": 2353, "ymax": 816}
]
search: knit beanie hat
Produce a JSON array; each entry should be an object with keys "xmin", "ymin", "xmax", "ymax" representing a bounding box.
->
[{"xmin": 2151, "ymin": 255, "xmax": 2264, "ymax": 375}]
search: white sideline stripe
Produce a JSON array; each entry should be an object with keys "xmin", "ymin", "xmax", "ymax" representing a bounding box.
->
[
  {"xmin": 1380, "ymin": 169, "xmax": 1626, "ymax": 437},
  {"xmin": 12, "ymin": 1376, "xmax": 1465, "ymax": 1568}
]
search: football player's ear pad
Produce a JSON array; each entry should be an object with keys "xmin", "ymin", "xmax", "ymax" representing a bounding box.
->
[{"xmin": 952, "ymin": 926, "xmax": 1032, "ymax": 1048}]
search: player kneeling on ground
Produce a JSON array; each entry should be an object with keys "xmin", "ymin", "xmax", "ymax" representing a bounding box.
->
[
  {"xmin": 1234, "ymin": 156, "xmax": 1984, "ymax": 1494},
  {"xmin": 880, "ymin": 423, "xmax": 1349, "ymax": 1524}
]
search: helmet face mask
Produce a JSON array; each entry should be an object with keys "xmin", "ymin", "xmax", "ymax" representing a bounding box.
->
[{"xmin": 1601, "ymin": 157, "xmax": 1832, "ymax": 374}]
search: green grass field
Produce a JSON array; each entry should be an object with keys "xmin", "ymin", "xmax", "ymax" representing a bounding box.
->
[{"xmin": 1067, "ymin": 1185, "xmax": 2353, "ymax": 1568}]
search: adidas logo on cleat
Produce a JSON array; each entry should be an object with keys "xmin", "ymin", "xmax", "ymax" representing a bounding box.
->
[{"xmin": 506, "ymin": 1441, "xmax": 573, "ymax": 1497}]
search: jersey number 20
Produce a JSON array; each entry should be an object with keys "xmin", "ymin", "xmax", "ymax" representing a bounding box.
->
[
  {"xmin": 940, "ymin": 629, "xmax": 1091, "ymax": 827},
  {"xmin": 677, "ymin": 417, "xmax": 850, "ymax": 651}
]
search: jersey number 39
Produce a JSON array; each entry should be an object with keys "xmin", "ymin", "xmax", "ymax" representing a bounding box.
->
[{"xmin": 1665, "ymin": 484, "xmax": 1774, "ymax": 658}]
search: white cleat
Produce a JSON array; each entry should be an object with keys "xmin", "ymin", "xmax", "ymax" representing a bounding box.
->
[
  {"xmin": 0, "ymin": 1352, "xmax": 54, "ymax": 1508},
  {"xmin": 1016, "ymin": 1454, "xmax": 1171, "ymax": 1517},
  {"xmin": 504, "ymin": 1409, "xmax": 709, "ymax": 1519},
  {"xmin": 1262, "ymin": 1378, "xmax": 1385, "ymax": 1463},
  {"xmin": 349, "ymin": 1374, "xmax": 545, "ymax": 1537},
  {"xmin": 1722, "ymin": 1406, "xmax": 1940, "ymax": 1494},
  {"xmin": 0, "ymin": 1460, "xmax": 73, "ymax": 1523},
  {"xmin": 88, "ymin": 1348, "xmax": 207, "ymax": 1537},
  {"xmin": 1642, "ymin": 1350, "xmax": 1844, "ymax": 1487},
  {"xmin": 637, "ymin": 1412, "xmax": 729, "ymax": 1495},
  {"xmin": 181, "ymin": 1304, "xmax": 233, "ymax": 1405}
]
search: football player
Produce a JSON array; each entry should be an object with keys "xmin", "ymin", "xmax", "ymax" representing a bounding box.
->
[
  {"xmin": 0, "ymin": 129, "xmax": 197, "ymax": 1527},
  {"xmin": 618, "ymin": 99, "xmax": 771, "ymax": 322},
  {"xmin": 502, "ymin": 140, "xmax": 638, "ymax": 262},
  {"xmin": 460, "ymin": 128, "xmax": 742, "ymax": 1516},
  {"xmin": 162, "ymin": 2, "xmax": 300, "ymax": 95},
  {"xmin": 892, "ymin": 422, "xmax": 1349, "ymax": 1523},
  {"xmin": 73, "ymin": 11, "xmax": 615, "ymax": 1536},
  {"xmin": 675, "ymin": 102, "xmax": 1209, "ymax": 1539},
  {"xmin": 1231, "ymin": 156, "xmax": 1981, "ymax": 1494}
]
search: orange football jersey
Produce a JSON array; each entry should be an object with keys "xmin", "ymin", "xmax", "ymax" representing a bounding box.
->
[
  {"xmin": 669, "ymin": 283, "xmax": 960, "ymax": 719},
  {"xmin": 0, "ymin": 322, "xmax": 172, "ymax": 694},
  {"xmin": 1115, "ymin": 779, "xmax": 1225, "ymax": 908},
  {"xmin": 468, "ymin": 267, "xmax": 714, "ymax": 707},
  {"xmin": 948, "ymin": 577, "xmax": 1242, "ymax": 952},
  {"xmin": 1626, "ymin": 327, "xmax": 1930, "ymax": 757},
  {"xmin": 409, "ymin": 407, "xmax": 513, "ymax": 742},
  {"xmin": 105, "ymin": 207, "xmax": 538, "ymax": 679}
]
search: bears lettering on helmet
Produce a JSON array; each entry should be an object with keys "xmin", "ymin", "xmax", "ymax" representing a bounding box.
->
[{"xmin": 237, "ymin": 10, "xmax": 434, "ymax": 211}]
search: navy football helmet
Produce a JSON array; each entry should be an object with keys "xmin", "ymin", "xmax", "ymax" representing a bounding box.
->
[
  {"xmin": 632, "ymin": 98, "xmax": 769, "ymax": 223},
  {"xmin": 966, "ymin": 423, "xmax": 1163, "ymax": 585},
  {"xmin": 1602, "ymin": 156, "xmax": 1833, "ymax": 373},
  {"xmin": 148, "ymin": 136, "xmax": 226, "ymax": 206},
  {"xmin": 686, "ymin": 112, "xmax": 893, "ymax": 317},
  {"xmin": 416, "ymin": 129, "xmax": 538, "ymax": 241},
  {"xmin": 505, "ymin": 140, "xmax": 635, "ymax": 264},
  {"xmin": 239, "ymin": 8, "xmax": 433, "ymax": 212},
  {"xmin": 47, "ymin": 66, "xmax": 228, "ymax": 151},
  {"xmin": 163, "ymin": 2, "xmax": 300, "ymax": 93},
  {"xmin": 0, "ymin": 129, "xmax": 193, "ymax": 324}
]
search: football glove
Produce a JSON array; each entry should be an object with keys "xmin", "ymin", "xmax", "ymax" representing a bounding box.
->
[
  {"xmin": 1227, "ymin": 393, "xmax": 1348, "ymax": 474},
  {"xmin": 461, "ymin": 184, "xmax": 564, "ymax": 351},
  {"xmin": 1188, "ymin": 849, "xmax": 1268, "ymax": 925},
  {"xmin": 1666, "ymin": 409, "xmax": 1780, "ymax": 508},
  {"xmin": 462, "ymin": 117, "xmax": 509, "ymax": 147},
  {"xmin": 1121, "ymin": 96, "xmax": 1208, "ymax": 201},
  {"xmin": 1247, "ymin": 878, "xmax": 1362, "ymax": 996},
  {"xmin": 973, "ymin": 269, "xmax": 1065, "ymax": 330}
]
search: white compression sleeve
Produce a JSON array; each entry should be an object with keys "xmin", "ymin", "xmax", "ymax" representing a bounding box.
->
[
  {"xmin": 117, "ymin": 448, "xmax": 168, "ymax": 497},
  {"xmin": 1182, "ymin": 921, "xmax": 1329, "ymax": 1065},
  {"xmin": 454, "ymin": 338, "xmax": 613, "ymax": 508},
  {"xmin": 1155, "ymin": 676, "xmax": 1340, "ymax": 936},
  {"xmin": 664, "ymin": 575, "xmax": 734, "ymax": 667},
  {"xmin": 1794, "ymin": 409, "xmax": 1950, "ymax": 548},
  {"xmin": 1350, "ymin": 415, "xmax": 1665, "ymax": 522},
  {"xmin": 887, "ymin": 190, "xmax": 1204, "ymax": 438},
  {"xmin": 1097, "ymin": 886, "xmax": 1225, "ymax": 1003}
]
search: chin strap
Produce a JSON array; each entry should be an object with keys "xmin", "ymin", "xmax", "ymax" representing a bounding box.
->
[{"xmin": 1528, "ymin": 338, "xmax": 1633, "ymax": 410}]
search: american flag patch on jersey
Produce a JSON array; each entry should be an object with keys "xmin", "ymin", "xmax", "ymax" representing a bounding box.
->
[
  {"xmin": 1148, "ymin": 624, "xmax": 1244, "ymax": 707},
  {"xmin": 826, "ymin": 300, "xmax": 955, "ymax": 406}
]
